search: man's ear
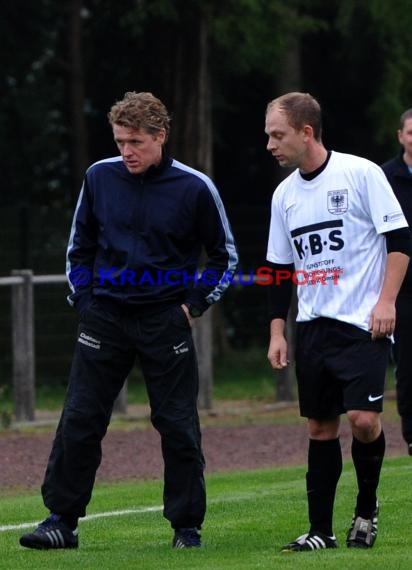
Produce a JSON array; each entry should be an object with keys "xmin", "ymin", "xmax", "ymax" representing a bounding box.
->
[
  {"xmin": 302, "ymin": 124, "xmax": 314, "ymax": 142},
  {"xmin": 155, "ymin": 128, "xmax": 167, "ymax": 145}
]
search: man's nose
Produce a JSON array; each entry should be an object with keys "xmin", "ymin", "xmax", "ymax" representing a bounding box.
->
[{"xmin": 122, "ymin": 142, "xmax": 133, "ymax": 155}]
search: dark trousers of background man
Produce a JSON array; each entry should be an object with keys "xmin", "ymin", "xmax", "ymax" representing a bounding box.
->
[
  {"xmin": 41, "ymin": 299, "xmax": 206, "ymax": 529},
  {"xmin": 393, "ymin": 293, "xmax": 412, "ymax": 447}
]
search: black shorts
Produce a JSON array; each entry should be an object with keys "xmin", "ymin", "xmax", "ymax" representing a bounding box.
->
[{"xmin": 295, "ymin": 317, "xmax": 391, "ymax": 420}]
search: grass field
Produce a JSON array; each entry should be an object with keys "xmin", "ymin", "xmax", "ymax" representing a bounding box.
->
[
  {"xmin": 2, "ymin": 456, "xmax": 412, "ymax": 570},
  {"xmin": 0, "ymin": 351, "xmax": 403, "ymax": 568}
]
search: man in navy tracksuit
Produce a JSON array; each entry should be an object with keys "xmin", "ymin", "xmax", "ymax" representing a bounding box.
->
[
  {"xmin": 20, "ymin": 91, "xmax": 238, "ymax": 550},
  {"xmin": 382, "ymin": 108, "xmax": 412, "ymax": 454}
]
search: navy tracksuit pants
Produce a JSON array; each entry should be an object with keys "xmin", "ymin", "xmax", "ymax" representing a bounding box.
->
[
  {"xmin": 41, "ymin": 299, "xmax": 206, "ymax": 529},
  {"xmin": 393, "ymin": 293, "xmax": 412, "ymax": 444}
]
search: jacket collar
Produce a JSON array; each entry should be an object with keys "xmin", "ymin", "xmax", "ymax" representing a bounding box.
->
[{"xmin": 141, "ymin": 152, "xmax": 172, "ymax": 180}]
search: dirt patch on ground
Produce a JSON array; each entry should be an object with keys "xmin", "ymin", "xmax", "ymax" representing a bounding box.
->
[{"xmin": 0, "ymin": 400, "xmax": 407, "ymax": 490}]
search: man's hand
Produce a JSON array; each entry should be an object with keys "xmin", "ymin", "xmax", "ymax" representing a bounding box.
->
[
  {"xmin": 368, "ymin": 299, "xmax": 396, "ymax": 340},
  {"xmin": 268, "ymin": 318, "xmax": 289, "ymax": 369},
  {"xmin": 267, "ymin": 334, "xmax": 289, "ymax": 369},
  {"xmin": 181, "ymin": 304, "xmax": 195, "ymax": 327}
]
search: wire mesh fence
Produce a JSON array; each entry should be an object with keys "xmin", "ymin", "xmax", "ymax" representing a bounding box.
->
[{"xmin": 0, "ymin": 270, "xmax": 277, "ymax": 421}]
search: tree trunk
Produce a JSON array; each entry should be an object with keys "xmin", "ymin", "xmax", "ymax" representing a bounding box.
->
[
  {"xmin": 168, "ymin": 8, "xmax": 214, "ymax": 410},
  {"xmin": 68, "ymin": 0, "xmax": 89, "ymax": 204},
  {"xmin": 274, "ymin": 31, "xmax": 301, "ymax": 402}
]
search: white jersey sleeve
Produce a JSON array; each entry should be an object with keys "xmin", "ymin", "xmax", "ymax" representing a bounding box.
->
[{"xmin": 360, "ymin": 160, "xmax": 407, "ymax": 235}]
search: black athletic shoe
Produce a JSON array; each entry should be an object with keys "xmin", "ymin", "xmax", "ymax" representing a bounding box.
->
[
  {"xmin": 19, "ymin": 514, "xmax": 79, "ymax": 550},
  {"xmin": 172, "ymin": 527, "xmax": 201, "ymax": 548},
  {"xmin": 346, "ymin": 502, "xmax": 379, "ymax": 548},
  {"xmin": 407, "ymin": 443, "xmax": 412, "ymax": 456},
  {"xmin": 281, "ymin": 531, "xmax": 338, "ymax": 552}
]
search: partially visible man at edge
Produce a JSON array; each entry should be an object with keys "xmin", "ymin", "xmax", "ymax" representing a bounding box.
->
[{"xmin": 382, "ymin": 108, "xmax": 412, "ymax": 454}]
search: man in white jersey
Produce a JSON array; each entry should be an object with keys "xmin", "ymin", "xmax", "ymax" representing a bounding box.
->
[{"xmin": 265, "ymin": 92, "xmax": 410, "ymax": 552}]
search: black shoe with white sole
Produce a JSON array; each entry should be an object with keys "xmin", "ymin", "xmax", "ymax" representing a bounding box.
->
[
  {"xmin": 172, "ymin": 527, "xmax": 201, "ymax": 548},
  {"xmin": 19, "ymin": 514, "xmax": 79, "ymax": 550},
  {"xmin": 346, "ymin": 502, "xmax": 379, "ymax": 548},
  {"xmin": 281, "ymin": 531, "xmax": 338, "ymax": 552}
]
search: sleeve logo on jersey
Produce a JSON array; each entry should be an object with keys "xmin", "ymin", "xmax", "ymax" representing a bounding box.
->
[
  {"xmin": 327, "ymin": 189, "xmax": 348, "ymax": 214},
  {"xmin": 383, "ymin": 211, "xmax": 404, "ymax": 222}
]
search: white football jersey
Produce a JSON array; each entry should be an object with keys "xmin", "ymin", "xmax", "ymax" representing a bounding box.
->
[{"xmin": 267, "ymin": 151, "xmax": 408, "ymax": 330}]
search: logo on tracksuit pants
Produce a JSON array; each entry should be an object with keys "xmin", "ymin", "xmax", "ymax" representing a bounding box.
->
[
  {"xmin": 78, "ymin": 332, "xmax": 101, "ymax": 350},
  {"xmin": 173, "ymin": 341, "xmax": 189, "ymax": 355}
]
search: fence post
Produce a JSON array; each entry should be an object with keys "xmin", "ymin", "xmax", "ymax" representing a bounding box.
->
[
  {"xmin": 113, "ymin": 380, "xmax": 128, "ymax": 414},
  {"xmin": 11, "ymin": 269, "xmax": 36, "ymax": 421},
  {"xmin": 193, "ymin": 306, "xmax": 214, "ymax": 410}
]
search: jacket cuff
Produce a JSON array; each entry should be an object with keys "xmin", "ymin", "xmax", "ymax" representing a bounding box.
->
[{"xmin": 71, "ymin": 291, "xmax": 92, "ymax": 314}]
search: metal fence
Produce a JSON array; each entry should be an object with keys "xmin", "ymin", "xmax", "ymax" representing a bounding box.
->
[
  {"xmin": 1, "ymin": 270, "xmax": 280, "ymax": 422},
  {"xmin": 0, "ymin": 271, "xmax": 67, "ymax": 420}
]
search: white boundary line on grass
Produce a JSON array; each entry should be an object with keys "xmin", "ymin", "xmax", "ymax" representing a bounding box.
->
[
  {"xmin": 0, "ymin": 488, "xmax": 270, "ymax": 534},
  {"xmin": 2, "ymin": 462, "xmax": 411, "ymax": 534},
  {"xmin": 0, "ymin": 506, "xmax": 163, "ymax": 532},
  {"xmin": 9, "ymin": 460, "xmax": 409, "ymax": 536}
]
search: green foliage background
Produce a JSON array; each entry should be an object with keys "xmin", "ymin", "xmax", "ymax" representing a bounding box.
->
[{"xmin": 1, "ymin": 0, "xmax": 412, "ymax": 387}]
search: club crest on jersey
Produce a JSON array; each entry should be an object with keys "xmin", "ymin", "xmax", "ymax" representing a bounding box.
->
[{"xmin": 327, "ymin": 190, "xmax": 348, "ymax": 214}]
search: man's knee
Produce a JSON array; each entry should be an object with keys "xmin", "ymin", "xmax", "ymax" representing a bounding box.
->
[
  {"xmin": 308, "ymin": 417, "xmax": 340, "ymax": 439},
  {"xmin": 347, "ymin": 410, "xmax": 381, "ymax": 442}
]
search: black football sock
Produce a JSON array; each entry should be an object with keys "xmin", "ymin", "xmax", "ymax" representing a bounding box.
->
[
  {"xmin": 351, "ymin": 430, "xmax": 385, "ymax": 519},
  {"xmin": 307, "ymin": 438, "xmax": 342, "ymax": 537}
]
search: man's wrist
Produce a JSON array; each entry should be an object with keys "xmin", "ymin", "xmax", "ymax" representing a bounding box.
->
[
  {"xmin": 270, "ymin": 317, "xmax": 286, "ymax": 337},
  {"xmin": 185, "ymin": 303, "xmax": 203, "ymax": 318}
]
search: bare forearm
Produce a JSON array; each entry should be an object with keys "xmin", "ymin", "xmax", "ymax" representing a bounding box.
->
[
  {"xmin": 369, "ymin": 251, "xmax": 410, "ymax": 338},
  {"xmin": 270, "ymin": 318, "xmax": 286, "ymax": 338},
  {"xmin": 379, "ymin": 251, "xmax": 410, "ymax": 303}
]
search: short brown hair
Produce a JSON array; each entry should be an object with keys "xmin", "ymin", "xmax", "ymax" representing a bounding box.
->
[
  {"xmin": 108, "ymin": 91, "xmax": 171, "ymax": 140},
  {"xmin": 266, "ymin": 92, "xmax": 323, "ymax": 141},
  {"xmin": 400, "ymin": 108, "xmax": 412, "ymax": 130}
]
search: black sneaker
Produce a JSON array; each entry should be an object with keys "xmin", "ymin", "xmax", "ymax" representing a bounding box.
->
[
  {"xmin": 19, "ymin": 514, "xmax": 79, "ymax": 550},
  {"xmin": 281, "ymin": 531, "xmax": 338, "ymax": 552},
  {"xmin": 172, "ymin": 527, "xmax": 201, "ymax": 548},
  {"xmin": 346, "ymin": 502, "xmax": 379, "ymax": 548},
  {"xmin": 407, "ymin": 443, "xmax": 412, "ymax": 456}
]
